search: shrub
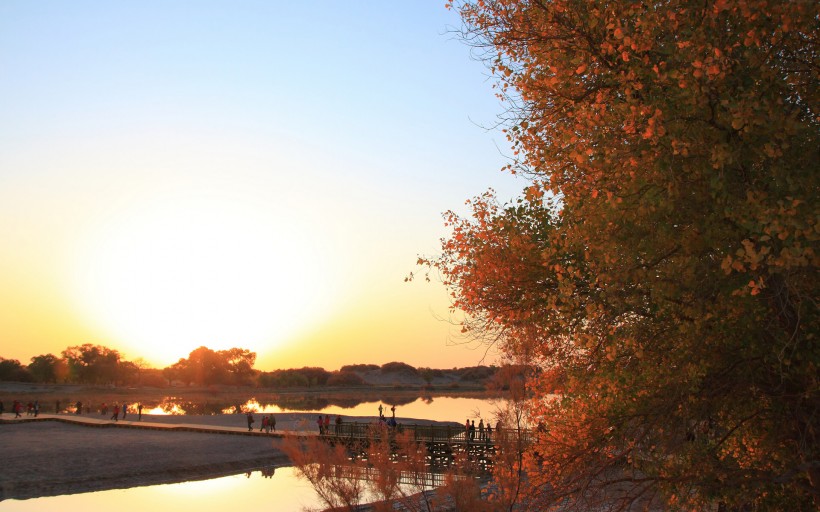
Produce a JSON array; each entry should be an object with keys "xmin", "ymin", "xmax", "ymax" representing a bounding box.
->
[
  {"xmin": 380, "ymin": 361, "xmax": 418, "ymax": 375},
  {"xmin": 327, "ymin": 371, "xmax": 366, "ymax": 387},
  {"xmin": 340, "ymin": 364, "xmax": 379, "ymax": 373}
]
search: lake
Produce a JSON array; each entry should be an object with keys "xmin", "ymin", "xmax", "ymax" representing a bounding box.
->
[{"xmin": 0, "ymin": 395, "xmax": 506, "ymax": 512}]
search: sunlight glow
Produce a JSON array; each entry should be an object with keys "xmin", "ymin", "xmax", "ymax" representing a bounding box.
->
[
  {"xmin": 221, "ymin": 399, "xmax": 288, "ymax": 414},
  {"xmin": 69, "ymin": 194, "xmax": 339, "ymax": 366},
  {"xmin": 144, "ymin": 403, "xmax": 188, "ymax": 416}
]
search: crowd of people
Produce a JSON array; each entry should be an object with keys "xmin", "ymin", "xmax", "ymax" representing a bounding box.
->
[
  {"xmin": 464, "ymin": 418, "xmax": 498, "ymax": 442},
  {"xmin": 245, "ymin": 412, "xmax": 277, "ymax": 432}
]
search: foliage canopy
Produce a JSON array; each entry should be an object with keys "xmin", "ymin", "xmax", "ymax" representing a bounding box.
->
[{"xmin": 424, "ymin": 1, "xmax": 819, "ymax": 509}]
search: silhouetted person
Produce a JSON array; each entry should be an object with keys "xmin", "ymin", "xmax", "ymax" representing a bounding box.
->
[
  {"xmin": 137, "ymin": 403, "xmax": 143, "ymax": 421},
  {"xmin": 122, "ymin": 403, "xmax": 127, "ymax": 419},
  {"xmin": 76, "ymin": 401, "xmax": 83, "ymax": 415},
  {"xmin": 246, "ymin": 412, "xmax": 254, "ymax": 431},
  {"xmin": 111, "ymin": 404, "xmax": 119, "ymax": 421},
  {"xmin": 270, "ymin": 415, "xmax": 276, "ymax": 432},
  {"xmin": 335, "ymin": 415, "xmax": 342, "ymax": 435}
]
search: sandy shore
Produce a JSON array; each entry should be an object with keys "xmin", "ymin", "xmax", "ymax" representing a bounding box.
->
[{"xmin": 0, "ymin": 413, "xmax": 457, "ymax": 502}]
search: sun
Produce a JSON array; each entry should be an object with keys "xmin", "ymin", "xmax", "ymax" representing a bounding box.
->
[{"xmin": 68, "ymin": 193, "xmax": 338, "ymax": 366}]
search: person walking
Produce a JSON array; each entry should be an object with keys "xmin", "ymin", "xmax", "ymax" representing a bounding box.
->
[
  {"xmin": 246, "ymin": 412, "xmax": 254, "ymax": 431},
  {"xmin": 260, "ymin": 415, "xmax": 268, "ymax": 433},
  {"xmin": 335, "ymin": 415, "xmax": 342, "ymax": 435},
  {"xmin": 137, "ymin": 403, "xmax": 143, "ymax": 421},
  {"xmin": 33, "ymin": 400, "xmax": 39, "ymax": 417},
  {"xmin": 270, "ymin": 415, "xmax": 276, "ymax": 432},
  {"xmin": 324, "ymin": 415, "xmax": 330, "ymax": 435},
  {"xmin": 122, "ymin": 403, "xmax": 128, "ymax": 419},
  {"xmin": 111, "ymin": 404, "xmax": 120, "ymax": 421},
  {"xmin": 317, "ymin": 415, "xmax": 324, "ymax": 435}
]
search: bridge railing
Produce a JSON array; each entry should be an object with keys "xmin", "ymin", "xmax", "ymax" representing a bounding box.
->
[{"xmin": 322, "ymin": 422, "xmax": 532, "ymax": 446}]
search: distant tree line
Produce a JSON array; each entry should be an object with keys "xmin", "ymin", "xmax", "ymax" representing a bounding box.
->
[
  {"xmin": 0, "ymin": 344, "xmax": 155, "ymax": 386},
  {"xmin": 0, "ymin": 347, "xmax": 504, "ymax": 389},
  {"xmin": 0, "ymin": 344, "xmax": 255, "ymax": 387}
]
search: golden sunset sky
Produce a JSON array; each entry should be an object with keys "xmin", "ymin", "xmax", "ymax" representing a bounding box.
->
[{"xmin": 0, "ymin": 2, "xmax": 521, "ymax": 370}]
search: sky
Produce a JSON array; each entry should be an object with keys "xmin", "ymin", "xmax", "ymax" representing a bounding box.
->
[{"xmin": 0, "ymin": 1, "xmax": 523, "ymax": 371}]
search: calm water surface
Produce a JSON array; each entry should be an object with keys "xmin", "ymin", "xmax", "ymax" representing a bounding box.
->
[
  {"xmin": 0, "ymin": 468, "xmax": 319, "ymax": 512},
  {"xmin": 233, "ymin": 395, "xmax": 505, "ymax": 424}
]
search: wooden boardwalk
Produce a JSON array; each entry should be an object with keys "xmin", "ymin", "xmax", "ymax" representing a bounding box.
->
[
  {"xmin": 0, "ymin": 414, "xmax": 532, "ymax": 462},
  {"xmin": 322, "ymin": 421, "xmax": 528, "ymax": 447},
  {"xmin": 321, "ymin": 421, "xmax": 533, "ymax": 471},
  {"xmin": 1, "ymin": 414, "xmax": 533, "ymax": 480},
  {"xmin": 0, "ymin": 413, "xmax": 292, "ymax": 437}
]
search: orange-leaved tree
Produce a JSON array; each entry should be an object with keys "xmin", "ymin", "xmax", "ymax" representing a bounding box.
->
[{"xmin": 421, "ymin": 1, "xmax": 819, "ymax": 509}]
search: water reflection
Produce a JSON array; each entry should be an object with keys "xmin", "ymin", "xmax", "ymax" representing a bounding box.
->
[
  {"xmin": 144, "ymin": 401, "xmax": 187, "ymax": 415},
  {"xmin": 115, "ymin": 395, "xmax": 502, "ymax": 424},
  {"xmin": 0, "ymin": 464, "xmax": 458, "ymax": 512},
  {"xmin": 0, "ymin": 467, "xmax": 320, "ymax": 512}
]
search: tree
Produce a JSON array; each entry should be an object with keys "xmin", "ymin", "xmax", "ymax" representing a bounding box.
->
[
  {"xmin": 424, "ymin": 1, "xmax": 818, "ymax": 509},
  {"xmin": 131, "ymin": 357, "xmax": 152, "ymax": 385},
  {"xmin": 0, "ymin": 357, "xmax": 33, "ymax": 382},
  {"xmin": 166, "ymin": 346, "xmax": 257, "ymax": 386},
  {"xmin": 220, "ymin": 347, "xmax": 257, "ymax": 385},
  {"xmin": 28, "ymin": 354, "xmax": 65, "ymax": 383},
  {"xmin": 61, "ymin": 344, "xmax": 121, "ymax": 385}
]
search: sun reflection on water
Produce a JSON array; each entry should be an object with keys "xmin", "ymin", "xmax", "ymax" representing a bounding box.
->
[
  {"xmin": 143, "ymin": 397, "xmax": 189, "ymax": 415},
  {"xmin": 220, "ymin": 399, "xmax": 286, "ymax": 414}
]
